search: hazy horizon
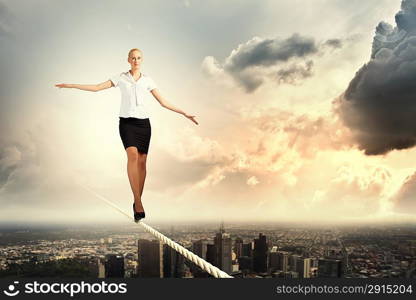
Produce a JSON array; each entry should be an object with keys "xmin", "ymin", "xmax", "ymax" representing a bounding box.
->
[{"xmin": 1, "ymin": 219, "xmax": 416, "ymax": 229}]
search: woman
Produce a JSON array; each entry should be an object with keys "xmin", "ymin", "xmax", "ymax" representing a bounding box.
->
[{"xmin": 55, "ymin": 48, "xmax": 198, "ymax": 222}]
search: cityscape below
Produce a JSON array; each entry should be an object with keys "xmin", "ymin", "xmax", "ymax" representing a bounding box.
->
[{"xmin": 0, "ymin": 222, "xmax": 415, "ymax": 278}]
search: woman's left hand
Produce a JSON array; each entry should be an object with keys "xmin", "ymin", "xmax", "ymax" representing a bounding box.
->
[{"xmin": 184, "ymin": 113, "xmax": 198, "ymax": 125}]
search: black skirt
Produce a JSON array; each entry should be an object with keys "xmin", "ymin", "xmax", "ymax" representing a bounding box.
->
[{"xmin": 119, "ymin": 117, "xmax": 151, "ymax": 154}]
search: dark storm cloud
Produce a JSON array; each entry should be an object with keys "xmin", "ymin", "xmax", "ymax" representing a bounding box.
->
[
  {"xmin": 276, "ymin": 60, "xmax": 314, "ymax": 84},
  {"xmin": 336, "ymin": 0, "xmax": 416, "ymax": 155},
  {"xmin": 204, "ymin": 34, "xmax": 343, "ymax": 92},
  {"xmin": 224, "ymin": 34, "xmax": 319, "ymax": 72},
  {"xmin": 323, "ymin": 38, "xmax": 343, "ymax": 48},
  {"xmin": 396, "ymin": 0, "xmax": 416, "ymax": 32}
]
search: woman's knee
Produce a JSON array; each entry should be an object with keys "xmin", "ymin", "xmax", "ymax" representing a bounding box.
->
[{"xmin": 126, "ymin": 147, "xmax": 139, "ymax": 162}]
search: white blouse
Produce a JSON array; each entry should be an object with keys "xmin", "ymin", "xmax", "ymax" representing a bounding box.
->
[{"xmin": 109, "ymin": 71, "xmax": 157, "ymax": 119}]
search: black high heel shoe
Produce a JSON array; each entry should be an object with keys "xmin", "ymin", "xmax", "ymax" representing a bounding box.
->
[{"xmin": 133, "ymin": 203, "xmax": 146, "ymax": 222}]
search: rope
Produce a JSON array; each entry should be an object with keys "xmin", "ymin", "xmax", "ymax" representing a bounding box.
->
[{"xmin": 78, "ymin": 183, "xmax": 233, "ymax": 278}]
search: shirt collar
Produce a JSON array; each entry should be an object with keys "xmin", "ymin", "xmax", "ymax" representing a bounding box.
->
[{"xmin": 125, "ymin": 71, "xmax": 144, "ymax": 84}]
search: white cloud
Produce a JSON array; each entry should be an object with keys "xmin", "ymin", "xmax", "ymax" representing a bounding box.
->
[{"xmin": 247, "ymin": 175, "xmax": 259, "ymax": 186}]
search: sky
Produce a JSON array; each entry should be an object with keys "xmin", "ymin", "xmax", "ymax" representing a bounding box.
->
[{"xmin": 1, "ymin": 0, "xmax": 416, "ymax": 225}]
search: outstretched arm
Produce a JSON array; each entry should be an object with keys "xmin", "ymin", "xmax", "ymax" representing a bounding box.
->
[
  {"xmin": 55, "ymin": 80, "xmax": 113, "ymax": 92},
  {"xmin": 151, "ymin": 89, "xmax": 198, "ymax": 125}
]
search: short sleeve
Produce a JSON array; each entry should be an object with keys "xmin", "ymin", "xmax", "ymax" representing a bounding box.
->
[
  {"xmin": 109, "ymin": 73, "xmax": 121, "ymax": 87},
  {"xmin": 146, "ymin": 77, "xmax": 157, "ymax": 91}
]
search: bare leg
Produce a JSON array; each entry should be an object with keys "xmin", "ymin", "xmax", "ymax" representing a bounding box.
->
[
  {"xmin": 135, "ymin": 152, "xmax": 147, "ymax": 212},
  {"xmin": 125, "ymin": 147, "xmax": 147, "ymax": 213},
  {"xmin": 137, "ymin": 153, "xmax": 147, "ymax": 199}
]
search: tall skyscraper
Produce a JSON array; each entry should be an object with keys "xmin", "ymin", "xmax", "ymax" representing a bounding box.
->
[
  {"xmin": 163, "ymin": 244, "xmax": 185, "ymax": 278},
  {"xmin": 241, "ymin": 242, "xmax": 253, "ymax": 257},
  {"xmin": 290, "ymin": 254, "xmax": 302, "ymax": 272},
  {"xmin": 293, "ymin": 257, "xmax": 311, "ymax": 278},
  {"xmin": 277, "ymin": 251, "xmax": 289, "ymax": 272},
  {"xmin": 191, "ymin": 239, "xmax": 212, "ymax": 278},
  {"xmin": 234, "ymin": 237, "xmax": 244, "ymax": 260},
  {"xmin": 318, "ymin": 259, "xmax": 343, "ymax": 278},
  {"xmin": 137, "ymin": 239, "xmax": 163, "ymax": 278},
  {"xmin": 213, "ymin": 223, "xmax": 232, "ymax": 274},
  {"xmin": 269, "ymin": 246, "xmax": 279, "ymax": 272},
  {"xmin": 206, "ymin": 243, "xmax": 216, "ymax": 266},
  {"xmin": 253, "ymin": 233, "xmax": 268, "ymax": 273},
  {"xmin": 104, "ymin": 254, "xmax": 124, "ymax": 278},
  {"xmin": 303, "ymin": 258, "xmax": 312, "ymax": 278},
  {"xmin": 193, "ymin": 239, "xmax": 209, "ymax": 259}
]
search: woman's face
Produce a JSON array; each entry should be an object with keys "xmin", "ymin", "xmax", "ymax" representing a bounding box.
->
[{"xmin": 128, "ymin": 50, "xmax": 143, "ymax": 69}]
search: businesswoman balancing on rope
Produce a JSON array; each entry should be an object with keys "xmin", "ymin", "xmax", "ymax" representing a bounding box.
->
[{"xmin": 55, "ymin": 48, "xmax": 198, "ymax": 222}]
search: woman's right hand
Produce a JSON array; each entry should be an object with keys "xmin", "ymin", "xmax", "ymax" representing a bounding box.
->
[{"xmin": 55, "ymin": 83, "xmax": 72, "ymax": 89}]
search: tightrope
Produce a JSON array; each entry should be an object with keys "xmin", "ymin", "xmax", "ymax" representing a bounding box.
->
[{"xmin": 78, "ymin": 183, "xmax": 233, "ymax": 278}]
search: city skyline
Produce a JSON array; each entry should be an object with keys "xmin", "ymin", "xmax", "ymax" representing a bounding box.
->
[{"xmin": 1, "ymin": 222, "xmax": 415, "ymax": 278}]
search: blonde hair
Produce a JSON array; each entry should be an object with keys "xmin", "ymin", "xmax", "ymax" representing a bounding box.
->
[{"xmin": 128, "ymin": 48, "xmax": 142, "ymax": 58}]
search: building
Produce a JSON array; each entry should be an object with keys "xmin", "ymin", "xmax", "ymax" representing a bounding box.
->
[
  {"xmin": 104, "ymin": 254, "xmax": 124, "ymax": 278},
  {"xmin": 241, "ymin": 243, "xmax": 253, "ymax": 257},
  {"xmin": 206, "ymin": 243, "xmax": 216, "ymax": 266},
  {"xmin": 98, "ymin": 258, "xmax": 105, "ymax": 278},
  {"xmin": 213, "ymin": 223, "xmax": 232, "ymax": 274},
  {"xmin": 163, "ymin": 244, "xmax": 185, "ymax": 278},
  {"xmin": 278, "ymin": 251, "xmax": 289, "ymax": 272},
  {"xmin": 318, "ymin": 259, "xmax": 343, "ymax": 278},
  {"xmin": 294, "ymin": 257, "xmax": 311, "ymax": 278},
  {"xmin": 193, "ymin": 239, "xmax": 209, "ymax": 259},
  {"xmin": 234, "ymin": 237, "xmax": 244, "ymax": 260},
  {"xmin": 191, "ymin": 240, "xmax": 211, "ymax": 277},
  {"xmin": 238, "ymin": 256, "xmax": 253, "ymax": 273},
  {"xmin": 290, "ymin": 254, "xmax": 302, "ymax": 272},
  {"xmin": 253, "ymin": 233, "xmax": 268, "ymax": 273},
  {"xmin": 137, "ymin": 239, "xmax": 163, "ymax": 278},
  {"xmin": 269, "ymin": 246, "xmax": 279, "ymax": 272}
]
